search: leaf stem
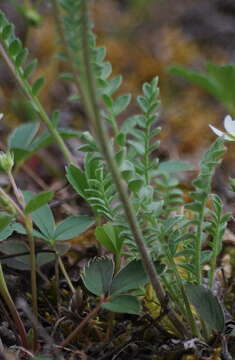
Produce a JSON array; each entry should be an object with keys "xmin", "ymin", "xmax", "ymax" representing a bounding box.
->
[
  {"xmin": 58, "ymin": 255, "xmax": 75, "ymax": 294},
  {"xmin": 24, "ymin": 216, "xmax": 38, "ymax": 348}
]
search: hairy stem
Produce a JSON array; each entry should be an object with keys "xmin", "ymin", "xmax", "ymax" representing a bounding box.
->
[
  {"xmin": 195, "ymin": 202, "xmax": 206, "ymax": 284},
  {"xmin": 0, "ymin": 186, "xmax": 24, "ymax": 219},
  {"xmin": 76, "ymin": 0, "xmax": 188, "ymax": 338}
]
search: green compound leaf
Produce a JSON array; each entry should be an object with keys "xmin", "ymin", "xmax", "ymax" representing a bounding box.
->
[
  {"xmin": 110, "ymin": 260, "xmax": 149, "ymax": 295},
  {"xmin": 186, "ymin": 284, "xmax": 225, "ymax": 332},
  {"xmin": 102, "ymin": 295, "xmax": 140, "ymax": 314},
  {"xmin": 24, "ymin": 191, "xmax": 55, "ymax": 240},
  {"xmin": 53, "ymin": 216, "xmax": 94, "ymax": 241},
  {"xmin": 24, "ymin": 191, "xmax": 54, "ymax": 215},
  {"xmin": 81, "ymin": 256, "xmax": 114, "ymax": 296}
]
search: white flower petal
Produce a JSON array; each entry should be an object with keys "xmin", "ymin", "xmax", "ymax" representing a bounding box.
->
[
  {"xmin": 0, "ymin": 114, "xmax": 4, "ymax": 120},
  {"xmin": 224, "ymin": 134, "xmax": 235, "ymax": 141},
  {"xmin": 224, "ymin": 115, "xmax": 235, "ymax": 135},
  {"xmin": 209, "ymin": 124, "xmax": 225, "ymax": 137}
]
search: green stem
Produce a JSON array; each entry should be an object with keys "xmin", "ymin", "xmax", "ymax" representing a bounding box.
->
[
  {"xmin": 161, "ymin": 274, "xmax": 187, "ymax": 320},
  {"xmin": 58, "ymin": 256, "xmax": 75, "ymax": 294},
  {"xmin": 0, "ymin": 263, "xmax": 28, "ymax": 348},
  {"xmin": 144, "ymin": 121, "xmax": 151, "ymax": 185},
  {"xmin": 0, "ymin": 44, "xmax": 75, "ymax": 165},
  {"xmin": 209, "ymin": 230, "xmax": 220, "ymax": 289},
  {"xmin": 77, "ymin": 0, "xmax": 189, "ymax": 338},
  {"xmin": 195, "ymin": 201, "xmax": 206, "ymax": 284},
  {"xmin": 166, "ymin": 248, "xmax": 198, "ymax": 337},
  {"xmin": 25, "ymin": 217, "xmax": 38, "ymax": 348}
]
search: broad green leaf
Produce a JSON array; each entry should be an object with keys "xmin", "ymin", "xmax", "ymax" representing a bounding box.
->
[
  {"xmin": 95, "ymin": 222, "xmax": 122, "ymax": 254},
  {"xmin": 102, "ymin": 295, "xmax": 140, "ymax": 314},
  {"xmin": 81, "ymin": 256, "xmax": 114, "ymax": 296},
  {"xmin": 0, "ymin": 239, "xmax": 55, "ymax": 270},
  {"xmin": 8, "ymin": 122, "xmax": 39, "ymax": 151},
  {"xmin": 110, "ymin": 260, "xmax": 148, "ymax": 295},
  {"xmin": 113, "ymin": 94, "xmax": 131, "ymax": 116},
  {"xmin": 0, "ymin": 239, "xmax": 30, "ymax": 270},
  {"xmin": 31, "ymin": 205, "xmax": 55, "ymax": 240},
  {"xmin": 66, "ymin": 164, "xmax": 88, "ymax": 199},
  {"xmin": 128, "ymin": 178, "xmax": 144, "ymax": 193},
  {"xmin": 29, "ymin": 128, "xmax": 81, "ymax": 153},
  {"xmin": 54, "ymin": 216, "xmax": 94, "ymax": 241},
  {"xmin": 0, "ymin": 213, "xmax": 14, "ymax": 232},
  {"xmin": 0, "ymin": 223, "xmax": 15, "ymax": 241},
  {"xmin": 24, "ymin": 191, "xmax": 55, "ymax": 240},
  {"xmin": 13, "ymin": 222, "xmax": 48, "ymax": 241},
  {"xmin": 24, "ymin": 191, "xmax": 54, "ymax": 215},
  {"xmin": 186, "ymin": 284, "xmax": 225, "ymax": 332}
]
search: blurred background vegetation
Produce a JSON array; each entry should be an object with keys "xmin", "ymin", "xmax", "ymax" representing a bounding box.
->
[{"xmin": 1, "ymin": 0, "xmax": 235, "ymax": 188}]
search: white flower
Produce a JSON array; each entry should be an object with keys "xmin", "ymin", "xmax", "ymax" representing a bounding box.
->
[
  {"xmin": 0, "ymin": 114, "xmax": 3, "ymax": 121},
  {"xmin": 209, "ymin": 115, "xmax": 235, "ymax": 141}
]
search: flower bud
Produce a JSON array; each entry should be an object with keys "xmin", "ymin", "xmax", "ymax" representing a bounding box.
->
[
  {"xmin": 0, "ymin": 196, "xmax": 16, "ymax": 215},
  {"xmin": 0, "ymin": 151, "xmax": 14, "ymax": 173}
]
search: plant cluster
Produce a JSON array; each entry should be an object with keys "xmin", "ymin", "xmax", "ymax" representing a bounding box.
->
[{"xmin": 0, "ymin": 1, "xmax": 234, "ymax": 359}]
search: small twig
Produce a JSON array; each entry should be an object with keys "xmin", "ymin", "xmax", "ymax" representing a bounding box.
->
[{"xmin": 60, "ymin": 302, "xmax": 102, "ymax": 347}]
